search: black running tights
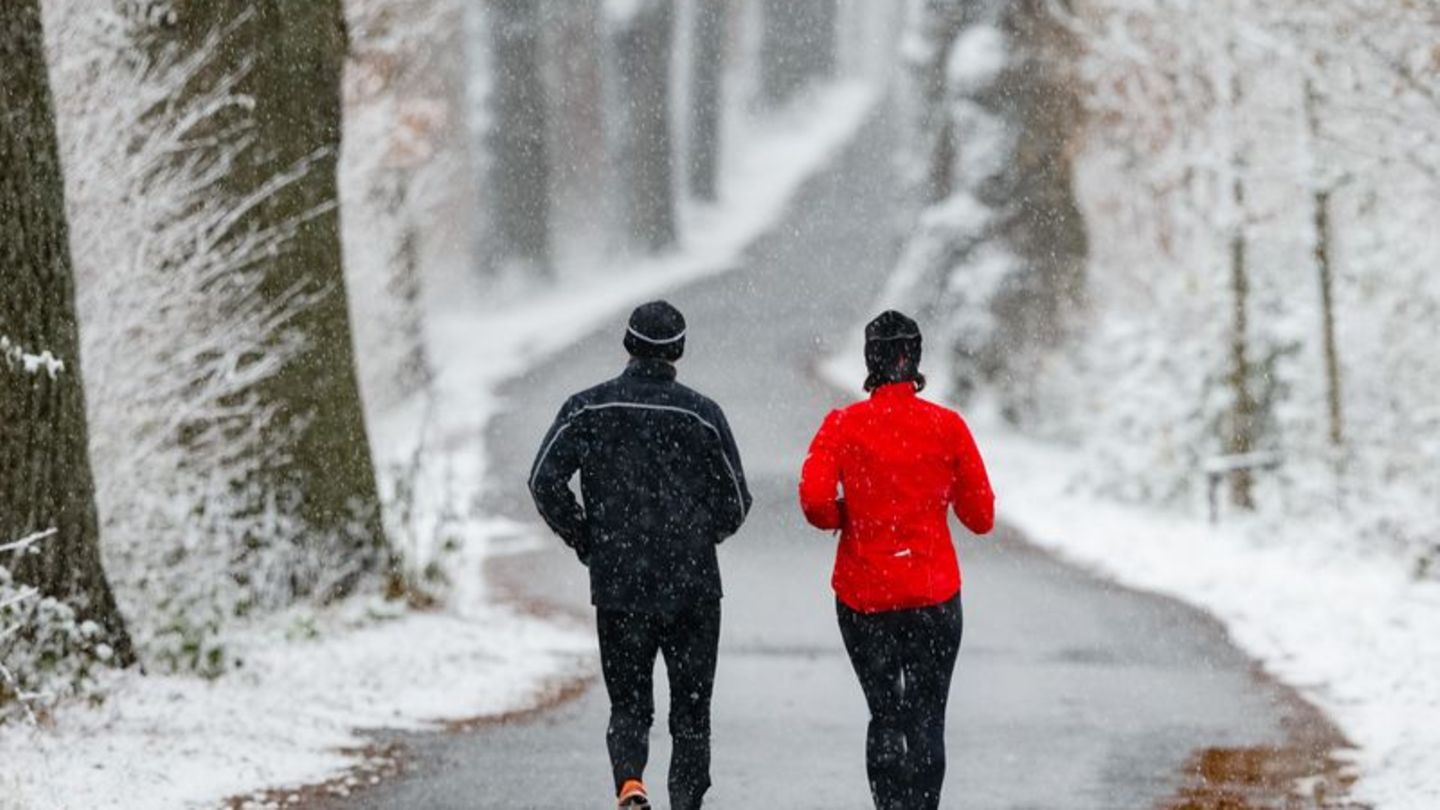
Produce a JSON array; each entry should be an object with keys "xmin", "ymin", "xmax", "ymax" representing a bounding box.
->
[
  {"xmin": 837, "ymin": 594, "xmax": 964, "ymax": 810},
  {"xmin": 597, "ymin": 600, "xmax": 721, "ymax": 810}
]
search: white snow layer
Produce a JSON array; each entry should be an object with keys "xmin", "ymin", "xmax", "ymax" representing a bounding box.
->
[
  {"xmin": 946, "ymin": 24, "xmax": 1007, "ymax": 94},
  {"xmin": 0, "ymin": 80, "xmax": 879, "ymax": 810},
  {"xmin": 981, "ymin": 430, "xmax": 1440, "ymax": 809}
]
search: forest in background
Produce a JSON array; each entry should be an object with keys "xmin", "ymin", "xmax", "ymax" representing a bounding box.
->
[
  {"xmin": 1, "ymin": 0, "xmax": 891, "ymax": 722},
  {"xmin": 892, "ymin": 0, "xmax": 1440, "ymax": 573},
  {"xmin": 3, "ymin": 0, "xmax": 1437, "ymax": 766}
]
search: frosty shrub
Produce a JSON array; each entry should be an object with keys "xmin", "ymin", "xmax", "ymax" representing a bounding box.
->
[
  {"xmin": 1024, "ymin": 0, "xmax": 1440, "ymax": 561},
  {"xmin": 343, "ymin": 0, "xmax": 484, "ymax": 591},
  {"xmin": 341, "ymin": 0, "xmax": 479, "ymax": 412},
  {"xmin": 891, "ymin": 8, "xmax": 1084, "ymax": 410},
  {"xmin": 0, "ymin": 533, "xmax": 110, "ymax": 724},
  {"xmin": 44, "ymin": 3, "xmax": 330, "ymax": 671}
]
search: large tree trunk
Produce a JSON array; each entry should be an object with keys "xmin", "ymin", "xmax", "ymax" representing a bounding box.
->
[
  {"xmin": 0, "ymin": 0, "xmax": 135, "ymax": 664},
  {"xmin": 613, "ymin": 0, "xmax": 678, "ymax": 253},
  {"xmin": 154, "ymin": 0, "xmax": 390, "ymax": 600},
  {"xmin": 809, "ymin": 0, "xmax": 840, "ymax": 80},
  {"xmin": 760, "ymin": 0, "xmax": 838, "ymax": 108},
  {"xmin": 687, "ymin": 0, "xmax": 726, "ymax": 202},
  {"xmin": 905, "ymin": 0, "xmax": 969, "ymax": 205},
  {"xmin": 489, "ymin": 0, "xmax": 552, "ymax": 277}
]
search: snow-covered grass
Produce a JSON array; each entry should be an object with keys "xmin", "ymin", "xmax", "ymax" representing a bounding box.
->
[
  {"xmin": 980, "ymin": 428, "xmax": 1440, "ymax": 809},
  {"xmin": 0, "ymin": 590, "xmax": 589, "ymax": 810},
  {"xmin": 0, "ymin": 76, "xmax": 880, "ymax": 810}
]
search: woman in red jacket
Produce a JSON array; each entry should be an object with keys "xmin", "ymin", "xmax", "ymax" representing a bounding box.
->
[{"xmin": 800, "ymin": 311, "xmax": 995, "ymax": 810}]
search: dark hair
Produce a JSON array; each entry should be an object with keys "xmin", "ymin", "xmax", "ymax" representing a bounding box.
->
[
  {"xmin": 862, "ymin": 310, "xmax": 925, "ymax": 392},
  {"xmin": 863, "ymin": 366, "xmax": 927, "ymax": 393}
]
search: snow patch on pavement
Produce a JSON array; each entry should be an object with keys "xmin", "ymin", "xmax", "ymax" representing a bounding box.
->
[{"xmin": 0, "ymin": 582, "xmax": 590, "ymax": 810}]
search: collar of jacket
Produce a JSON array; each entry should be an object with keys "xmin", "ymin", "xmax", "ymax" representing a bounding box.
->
[
  {"xmin": 624, "ymin": 358, "xmax": 678, "ymax": 381},
  {"xmin": 870, "ymin": 381, "xmax": 918, "ymax": 400}
]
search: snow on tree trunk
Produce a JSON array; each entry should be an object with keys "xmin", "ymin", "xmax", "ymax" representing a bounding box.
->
[
  {"xmin": 886, "ymin": 0, "xmax": 1086, "ymax": 409},
  {"xmin": 611, "ymin": 0, "xmax": 678, "ymax": 253},
  {"xmin": 1302, "ymin": 77, "xmax": 1345, "ymax": 457},
  {"xmin": 0, "ymin": 0, "xmax": 134, "ymax": 666},
  {"xmin": 1225, "ymin": 175, "xmax": 1257, "ymax": 509},
  {"xmin": 687, "ymin": 0, "xmax": 726, "ymax": 202},
  {"xmin": 147, "ymin": 0, "xmax": 392, "ymax": 602},
  {"xmin": 489, "ymin": 0, "xmax": 552, "ymax": 278}
]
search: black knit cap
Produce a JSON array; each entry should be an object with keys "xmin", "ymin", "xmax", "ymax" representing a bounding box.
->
[
  {"xmin": 624, "ymin": 300, "xmax": 686, "ymax": 362},
  {"xmin": 864, "ymin": 310, "xmax": 925, "ymax": 392}
]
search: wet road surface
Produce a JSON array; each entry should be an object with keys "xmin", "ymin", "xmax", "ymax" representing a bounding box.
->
[{"xmin": 316, "ymin": 108, "xmax": 1348, "ymax": 809}]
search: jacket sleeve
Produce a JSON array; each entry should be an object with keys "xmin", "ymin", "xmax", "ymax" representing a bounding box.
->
[
  {"xmin": 799, "ymin": 410, "xmax": 845, "ymax": 531},
  {"xmin": 528, "ymin": 398, "xmax": 589, "ymax": 556},
  {"xmin": 950, "ymin": 414, "xmax": 995, "ymax": 535},
  {"xmin": 709, "ymin": 405, "xmax": 752, "ymax": 542}
]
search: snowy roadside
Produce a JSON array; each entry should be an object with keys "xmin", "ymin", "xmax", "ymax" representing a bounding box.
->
[
  {"xmin": 979, "ymin": 429, "xmax": 1439, "ymax": 810},
  {"xmin": 822, "ymin": 352, "xmax": 1440, "ymax": 809},
  {"xmin": 0, "ymin": 80, "xmax": 880, "ymax": 810}
]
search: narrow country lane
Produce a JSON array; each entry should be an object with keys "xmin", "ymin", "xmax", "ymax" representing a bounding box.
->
[{"xmin": 320, "ymin": 108, "xmax": 1344, "ymax": 809}]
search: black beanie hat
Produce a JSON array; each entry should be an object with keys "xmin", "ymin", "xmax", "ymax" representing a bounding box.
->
[
  {"xmin": 624, "ymin": 300, "xmax": 686, "ymax": 362},
  {"xmin": 864, "ymin": 310, "xmax": 925, "ymax": 392}
]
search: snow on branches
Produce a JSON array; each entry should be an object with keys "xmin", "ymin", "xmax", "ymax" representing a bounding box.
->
[
  {"xmin": 0, "ymin": 530, "xmax": 110, "ymax": 725},
  {"xmin": 42, "ymin": 2, "xmax": 322, "ymax": 673},
  {"xmin": 1023, "ymin": 0, "xmax": 1440, "ymax": 563},
  {"xmin": 0, "ymin": 336, "xmax": 65, "ymax": 379}
]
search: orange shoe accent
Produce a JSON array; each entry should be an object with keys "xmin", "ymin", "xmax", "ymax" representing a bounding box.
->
[{"xmin": 617, "ymin": 779, "xmax": 650, "ymax": 808}]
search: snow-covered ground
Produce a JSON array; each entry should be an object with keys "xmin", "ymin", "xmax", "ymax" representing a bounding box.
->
[
  {"xmin": 0, "ymin": 80, "xmax": 879, "ymax": 810},
  {"xmin": 824, "ymin": 351, "xmax": 1440, "ymax": 809},
  {"xmin": 982, "ymin": 429, "xmax": 1440, "ymax": 810}
]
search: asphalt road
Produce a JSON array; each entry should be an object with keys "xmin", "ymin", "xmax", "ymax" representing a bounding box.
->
[{"xmin": 323, "ymin": 108, "xmax": 1342, "ymax": 809}]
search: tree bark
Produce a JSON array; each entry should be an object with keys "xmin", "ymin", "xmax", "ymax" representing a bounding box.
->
[
  {"xmin": 810, "ymin": 0, "xmax": 839, "ymax": 80},
  {"xmin": 908, "ymin": 0, "xmax": 969, "ymax": 205},
  {"xmin": 1313, "ymin": 188, "xmax": 1344, "ymax": 452},
  {"xmin": 760, "ymin": 0, "xmax": 839, "ymax": 108},
  {"xmin": 151, "ymin": 0, "xmax": 390, "ymax": 600},
  {"xmin": 1227, "ymin": 173, "xmax": 1257, "ymax": 510},
  {"xmin": 688, "ymin": 0, "xmax": 726, "ymax": 202},
  {"xmin": 0, "ymin": 0, "xmax": 135, "ymax": 664},
  {"xmin": 1304, "ymin": 79, "xmax": 1345, "ymax": 453},
  {"xmin": 489, "ymin": 0, "xmax": 552, "ymax": 276},
  {"xmin": 613, "ymin": 0, "xmax": 678, "ymax": 253}
]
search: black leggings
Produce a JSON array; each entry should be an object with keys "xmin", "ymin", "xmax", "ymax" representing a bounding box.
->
[
  {"xmin": 837, "ymin": 595, "xmax": 964, "ymax": 810},
  {"xmin": 597, "ymin": 600, "xmax": 721, "ymax": 810}
]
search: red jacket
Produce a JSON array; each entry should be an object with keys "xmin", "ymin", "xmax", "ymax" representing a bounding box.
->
[{"xmin": 799, "ymin": 383, "xmax": 995, "ymax": 613}]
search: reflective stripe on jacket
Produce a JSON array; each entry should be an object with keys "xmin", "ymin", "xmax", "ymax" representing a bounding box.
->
[
  {"xmin": 529, "ymin": 359, "xmax": 752, "ymax": 612},
  {"xmin": 799, "ymin": 382, "xmax": 994, "ymax": 613}
]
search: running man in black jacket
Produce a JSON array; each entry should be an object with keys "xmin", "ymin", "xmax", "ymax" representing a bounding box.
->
[{"xmin": 529, "ymin": 300, "xmax": 752, "ymax": 810}]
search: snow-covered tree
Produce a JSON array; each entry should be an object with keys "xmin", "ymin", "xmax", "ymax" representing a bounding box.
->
[
  {"xmin": 1007, "ymin": 0, "xmax": 1440, "ymax": 564},
  {"xmin": 487, "ymin": 0, "xmax": 552, "ymax": 278},
  {"xmin": 687, "ymin": 0, "xmax": 727, "ymax": 201},
  {"xmin": 0, "ymin": 0, "xmax": 134, "ymax": 668},
  {"xmin": 760, "ymin": 0, "xmax": 839, "ymax": 107},
  {"xmin": 609, "ymin": 0, "xmax": 679, "ymax": 253},
  {"xmin": 134, "ymin": 0, "xmax": 394, "ymax": 601},
  {"xmin": 888, "ymin": 0, "xmax": 1086, "ymax": 407}
]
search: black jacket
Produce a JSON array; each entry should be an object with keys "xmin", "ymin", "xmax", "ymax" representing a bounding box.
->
[{"xmin": 528, "ymin": 359, "xmax": 752, "ymax": 611}]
